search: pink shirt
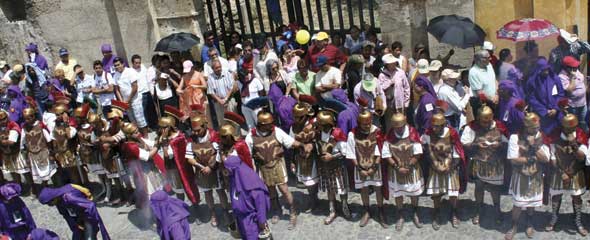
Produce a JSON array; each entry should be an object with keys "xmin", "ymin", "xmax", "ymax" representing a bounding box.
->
[
  {"xmin": 377, "ymin": 68, "xmax": 410, "ymax": 110},
  {"xmin": 559, "ymin": 70, "xmax": 587, "ymax": 107}
]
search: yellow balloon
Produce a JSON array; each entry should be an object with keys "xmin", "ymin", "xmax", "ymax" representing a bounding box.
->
[{"xmin": 296, "ymin": 30, "xmax": 311, "ymax": 45}]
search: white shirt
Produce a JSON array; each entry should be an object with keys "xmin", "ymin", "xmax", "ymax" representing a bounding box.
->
[
  {"xmin": 245, "ymin": 127, "xmax": 295, "ymax": 154},
  {"xmin": 20, "ymin": 121, "xmax": 52, "ymax": 149},
  {"xmin": 507, "ymin": 132, "xmax": 551, "ymax": 161},
  {"xmin": 155, "ymin": 84, "xmax": 174, "ymax": 100},
  {"xmin": 133, "ymin": 64, "xmax": 149, "ymax": 94},
  {"xmin": 254, "ymin": 50, "xmax": 280, "ymax": 83},
  {"xmin": 94, "ymin": 71, "xmax": 116, "ymax": 106},
  {"xmin": 146, "ymin": 66, "xmax": 158, "ymax": 94},
  {"xmin": 380, "ymin": 126, "xmax": 423, "ymax": 158},
  {"xmin": 185, "ymin": 131, "xmax": 220, "ymax": 162},
  {"xmin": 42, "ymin": 112, "xmax": 56, "ymax": 133},
  {"xmin": 315, "ymin": 66, "xmax": 342, "ymax": 99},
  {"xmin": 75, "ymin": 74, "xmax": 95, "ymax": 103},
  {"xmin": 138, "ymin": 138, "xmax": 155, "ymax": 161},
  {"xmin": 240, "ymin": 77, "xmax": 264, "ymax": 104},
  {"xmin": 320, "ymin": 130, "xmax": 348, "ymax": 156},
  {"xmin": 345, "ymin": 125, "xmax": 381, "ymax": 160},
  {"xmin": 114, "ymin": 67, "xmax": 140, "ymax": 103},
  {"xmin": 437, "ymin": 83, "xmax": 470, "ymax": 116},
  {"xmin": 204, "ymin": 57, "xmax": 231, "ymax": 78},
  {"xmin": 460, "ymin": 122, "xmax": 508, "ymax": 145}
]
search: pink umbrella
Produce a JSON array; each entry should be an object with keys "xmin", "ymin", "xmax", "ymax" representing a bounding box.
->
[{"xmin": 497, "ymin": 18, "xmax": 559, "ymax": 42}]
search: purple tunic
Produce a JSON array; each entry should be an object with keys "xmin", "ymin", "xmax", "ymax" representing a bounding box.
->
[
  {"xmin": 526, "ymin": 58, "xmax": 565, "ymax": 134},
  {"xmin": 150, "ymin": 190, "xmax": 191, "ymax": 240},
  {"xmin": 6, "ymin": 86, "xmax": 26, "ymax": 124},
  {"xmin": 332, "ymin": 89, "xmax": 359, "ymax": 133},
  {"xmin": 414, "ymin": 76, "xmax": 437, "ymax": 134},
  {"xmin": 225, "ymin": 155, "xmax": 270, "ymax": 240},
  {"xmin": 497, "ymin": 80, "xmax": 525, "ymax": 134},
  {"xmin": 268, "ymin": 83, "xmax": 297, "ymax": 131},
  {"xmin": 506, "ymin": 67, "xmax": 526, "ymax": 100},
  {"xmin": 29, "ymin": 228, "xmax": 59, "ymax": 240},
  {"xmin": 0, "ymin": 183, "xmax": 35, "ymax": 240},
  {"xmin": 26, "ymin": 44, "xmax": 48, "ymax": 71},
  {"xmin": 39, "ymin": 184, "xmax": 110, "ymax": 240}
]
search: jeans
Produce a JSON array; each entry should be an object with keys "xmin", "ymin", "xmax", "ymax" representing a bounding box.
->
[{"xmin": 569, "ymin": 105, "xmax": 588, "ymax": 132}]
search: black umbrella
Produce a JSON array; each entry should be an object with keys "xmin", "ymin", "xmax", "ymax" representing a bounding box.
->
[
  {"xmin": 155, "ymin": 32, "xmax": 200, "ymax": 52},
  {"xmin": 427, "ymin": 14, "xmax": 486, "ymax": 49}
]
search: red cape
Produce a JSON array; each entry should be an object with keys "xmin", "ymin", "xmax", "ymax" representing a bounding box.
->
[
  {"xmin": 234, "ymin": 139, "xmax": 253, "ymax": 169},
  {"xmin": 168, "ymin": 132, "xmax": 200, "ymax": 204}
]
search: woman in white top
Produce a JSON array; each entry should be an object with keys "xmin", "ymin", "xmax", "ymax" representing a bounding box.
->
[
  {"xmin": 153, "ymin": 72, "xmax": 179, "ymax": 118},
  {"xmin": 238, "ymin": 69, "xmax": 265, "ymax": 129},
  {"xmin": 266, "ymin": 59, "xmax": 291, "ymax": 95},
  {"xmin": 496, "ymin": 48, "xmax": 516, "ymax": 81},
  {"xmin": 391, "ymin": 41, "xmax": 409, "ymax": 74}
]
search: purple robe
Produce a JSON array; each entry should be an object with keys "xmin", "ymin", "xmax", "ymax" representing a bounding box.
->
[
  {"xmin": 26, "ymin": 44, "xmax": 48, "ymax": 71},
  {"xmin": 150, "ymin": 191, "xmax": 190, "ymax": 240},
  {"xmin": 332, "ymin": 89, "xmax": 359, "ymax": 133},
  {"xmin": 414, "ymin": 76, "xmax": 437, "ymax": 134},
  {"xmin": 526, "ymin": 58, "xmax": 565, "ymax": 134},
  {"xmin": 506, "ymin": 67, "xmax": 526, "ymax": 100},
  {"xmin": 29, "ymin": 228, "xmax": 59, "ymax": 240},
  {"xmin": 0, "ymin": 183, "xmax": 35, "ymax": 240},
  {"xmin": 38, "ymin": 184, "xmax": 110, "ymax": 240},
  {"xmin": 268, "ymin": 83, "xmax": 297, "ymax": 131},
  {"xmin": 225, "ymin": 155, "xmax": 270, "ymax": 240},
  {"xmin": 497, "ymin": 80, "xmax": 525, "ymax": 134},
  {"xmin": 6, "ymin": 86, "xmax": 26, "ymax": 124}
]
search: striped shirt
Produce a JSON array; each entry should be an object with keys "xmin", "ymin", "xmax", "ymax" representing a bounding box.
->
[{"xmin": 207, "ymin": 70, "xmax": 234, "ymax": 98}]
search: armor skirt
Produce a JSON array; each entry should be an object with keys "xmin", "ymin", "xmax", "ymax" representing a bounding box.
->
[
  {"xmin": 28, "ymin": 149, "xmax": 57, "ymax": 183},
  {"xmin": 473, "ymin": 159, "xmax": 504, "ymax": 185},
  {"xmin": 549, "ymin": 169, "xmax": 586, "ymax": 196},
  {"xmin": 55, "ymin": 150, "xmax": 77, "ymax": 168},
  {"xmin": 318, "ymin": 159, "xmax": 348, "ymax": 195},
  {"xmin": 297, "ymin": 158, "xmax": 318, "ymax": 187},
  {"xmin": 426, "ymin": 168, "xmax": 460, "ymax": 197},
  {"xmin": 195, "ymin": 168, "xmax": 222, "ymax": 192},
  {"xmin": 389, "ymin": 166, "xmax": 424, "ymax": 198},
  {"xmin": 84, "ymin": 151, "xmax": 105, "ymax": 175},
  {"xmin": 259, "ymin": 159, "xmax": 288, "ymax": 187},
  {"xmin": 166, "ymin": 168, "xmax": 185, "ymax": 194},
  {"xmin": 509, "ymin": 169, "xmax": 543, "ymax": 208},
  {"xmin": 354, "ymin": 165, "xmax": 383, "ymax": 189},
  {"xmin": 2, "ymin": 153, "xmax": 30, "ymax": 174}
]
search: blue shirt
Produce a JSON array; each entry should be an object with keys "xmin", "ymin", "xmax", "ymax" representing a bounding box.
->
[{"xmin": 201, "ymin": 44, "xmax": 220, "ymax": 63}]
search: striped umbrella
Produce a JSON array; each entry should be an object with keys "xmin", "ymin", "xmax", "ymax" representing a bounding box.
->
[{"xmin": 497, "ymin": 18, "xmax": 559, "ymax": 42}]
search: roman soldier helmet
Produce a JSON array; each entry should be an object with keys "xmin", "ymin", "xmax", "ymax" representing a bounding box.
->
[
  {"xmin": 477, "ymin": 105, "xmax": 494, "ymax": 122},
  {"xmin": 159, "ymin": 105, "xmax": 184, "ymax": 128},
  {"xmin": 221, "ymin": 112, "xmax": 245, "ymax": 140},
  {"xmin": 0, "ymin": 110, "xmax": 8, "ymax": 121},
  {"xmin": 316, "ymin": 110, "xmax": 335, "ymax": 126},
  {"xmin": 87, "ymin": 112, "xmax": 101, "ymax": 125},
  {"xmin": 122, "ymin": 122, "xmax": 138, "ymax": 137},
  {"xmin": 53, "ymin": 104, "xmax": 69, "ymax": 115},
  {"xmin": 190, "ymin": 103, "xmax": 206, "ymax": 116},
  {"xmin": 431, "ymin": 112, "xmax": 446, "ymax": 126},
  {"xmin": 293, "ymin": 95, "xmax": 317, "ymax": 117},
  {"xmin": 23, "ymin": 107, "xmax": 36, "ymax": 119},
  {"xmin": 257, "ymin": 111, "xmax": 274, "ymax": 125},
  {"xmin": 108, "ymin": 99, "xmax": 128, "ymax": 119},
  {"xmin": 190, "ymin": 114, "xmax": 208, "ymax": 129},
  {"xmin": 107, "ymin": 109, "xmax": 124, "ymax": 120},
  {"xmin": 523, "ymin": 112, "xmax": 540, "ymax": 128},
  {"xmin": 74, "ymin": 103, "xmax": 90, "ymax": 118},
  {"xmin": 357, "ymin": 110, "xmax": 372, "ymax": 126},
  {"xmin": 561, "ymin": 113, "xmax": 579, "ymax": 129},
  {"xmin": 158, "ymin": 116, "xmax": 176, "ymax": 128},
  {"xmin": 391, "ymin": 112, "xmax": 407, "ymax": 128}
]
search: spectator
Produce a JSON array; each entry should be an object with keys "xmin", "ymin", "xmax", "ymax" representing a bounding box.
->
[
  {"xmin": 54, "ymin": 48, "xmax": 78, "ymax": 84},
  {"xmin": 469, "ymin": 50, "xmax": 497, "ymax": 114},
  {"xmin": 0, "ymin": 61, "xmax": 10, "ymax": 81},
  {"xmin": 306, "ymin": 32, "xmax": 348, "ymax": 72},
  {"xmin": 254, "ymin": 38, "xmax": 279, "ymax": 91},
  {"xmin": 378, "ymin": 53, "xmax": 410, "ymax": 132},
  {"xmin": 282, "ymin": 48, "xmax": 301, "ymax": 74},
  {"xmin": 207, "ymin": 59, "xmax": 237, "ymax": 129},
  {"xmin": 514, "ymin": 41, "xmax": 539, "ymax": 81},
  {"xmin": 153, "ymin": 72, "xmax": 179, "ymax": 118},
  {"xmin": 238, "ymin": 69, "xmax": 265, "ymax": 129},
  {"xmin": 131, "ymin": 55, "xmax": 153, "ymax": 130},
  {"xmin": 429, "ymin": 60, "xmax": 443, "ymax": 93},
  {"xmin": 391, "ymin": 41, "xmax": 409, "ymax": 74},
  {"xmin": 73, "ymin": 65, "xmax": 94, "ymax": 105},
  {"xmin": 496, "ymin": 48, "xmax": 517, "ymax": 81},
  {"xmin": 365, "ymin": 28, "xmax": 383, "ymax": 48},
  {"xmin": 344, "ymin": 25, "xmax": 365, "ymax": 54},
  {"xmin": 159, "ymin": 55, "xmax": 182, "ymax": 83},
  {"xmin": 24, "ymin": 43, "xmax": 48, "ymax": 72},
  {"xmin": 360, "ymin": 41, "xmax": 376, "ymax": 70},
  {"xmin": 49, "ymin": 69, "xmax": 75, "ymax": 100},
  {"xmin": 101, "ymin": 44, "xmax": 124, "ymax": 75},
  {"xmin": 408, "ymin": 43, "xmax": 427, "ymax": 75},
  {"xmin": 90, "ymin": 60, "xmax": 115, "ymax": 115},
  {"xmin": 229, "ymin": 30, "xmax": 242, "ymax": 47},
  {"xmin": 238, "ymin": 41, "xmax": 255, "ymax": 74},
  {"xmin": 290, "ymin": 59, "xmax": 315, "ymax": 100},
  {"xmin": 23, "ymin": 63, "xmax": 50, "ymax": 114},
  {"xmin": 113, "ymin": 57, "xmax": 148, "ymax": 134},
  {"xmin": 548, "ymin": 29, "xmax": 590, "ymax": 73},
  {"xmin": 437, "ymin": 69, "xmax": 471, "ymax": 129},
  {"xmin": 228, "ymin": 47, "xmax": 240, "ymax": 73},
  {"xmin": 344, "ymin": 55, "xmax": 364, "ymax": 102},
  {"xmin": 178, "ymin": 60, "xmax": 208, "ymax": 123},
  {"xmin": 482, "ymin": 41, "xmax": 498, "ymax": 70},
  {"xmin": 314, "ymin": 56, "xmax": 342, "ymax": 100},
  {"xmin": 146, "ymin": 54, "xmax": 161, "ymax": 93},
  {"xmin": 265, "ymin": 59, "xmax": 290, "ymax": 95},
  {"xmin": 332, "ymin": 32, "xmax": 347, "ymax": 54},
  {"xmin": 497, "ymin": 80, "xmax": 524, "ymax": 134},
  {"xmin": 201, "ymin": 30, "xmax": 219, "ymax": 63},
  {"xmin": 204, "ymin": 48, "xmax": 231, "ymax": 79},
  {"xmin": 354, "ymin": 73, "xmax": 386, "ymax": 126},
  {"xmin": 558, "ymin": 56, "xmax": 587, "ymax": 131}
]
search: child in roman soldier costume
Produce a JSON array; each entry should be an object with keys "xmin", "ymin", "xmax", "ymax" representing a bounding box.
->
[
  {"xmin": 505, "ymin": 112, "xmax": 550, "ymax": 240},
  {"xmin": 21, "ymin": 107, "xmax": 57, "ymax": 196},
  {"xmin": 461, "ymin": 103, "xmax": 509, "ymax": 225},
  {"xmin": 157, "ymin": 105, "xmax": 200, "ymax": 205},
  {"xmin": 421, "ymin": 112, "xmax": 466, "ymax": 230},
  {"xmin": 544, "ymin": 101, "xmax": 588, "ymax": 236},
  {"xmin": 382, "ymin": 113, "xmax": 424, "ymax": 231},
  {"xmin": 346, "ymin": 110, "xmax": 387, "ymax": 228},
  {"xmin": 289, "ymin": 95, "xmax": 319, "ymax": 210},
  {"xmin": 245, "ymin": 111, "xmax": 308, "ymax": 230},
  {"xmin": 51, "ymin": 97, "xmax": 80, "ymax": 186},
  {"xmin": 186, "ymin": 104, "xmax": 230, "ymax": 227}
]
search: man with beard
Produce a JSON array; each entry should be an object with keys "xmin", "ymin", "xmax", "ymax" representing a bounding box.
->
[
  {"xmin": 382, "ymin": 113, "xmax": 424, "ymax": 231},
  {"xmin": 21, "ymin": 107, "xmax": 57, "ymax": 196},
  {"xmin": 346, "ymin": 110, "xmax": 387, "ymax": 228},
  {"xmin": 245, "ymin": 111, "xmax": 309, "ymax": 230},
  {"xmin": 314, "ymin": 109, "xmax": 351, "ymax": 224},
  {"xmin": 186, "ymin": 108, "xmax": 230, "ymax": 227},
  {"xmin": 544, "ymin": 111, "xmax": 588, "ymax": 236},
  {"xmin": 289, "ymin": 95, "xmax": 319, "ymax": 210},
  {"xmin": 461, "ymin": 105, "xmax": 509, "ymax": 225}
]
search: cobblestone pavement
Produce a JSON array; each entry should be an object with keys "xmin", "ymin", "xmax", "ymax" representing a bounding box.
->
[{"xmin": 25, "ymin": 178, "xmax": 590, "ymax": 240}]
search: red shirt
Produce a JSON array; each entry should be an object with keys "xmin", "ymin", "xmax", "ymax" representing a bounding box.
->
[{"xmin": 306, "ymin": 44, "xmax": 348, "ymax": 72}]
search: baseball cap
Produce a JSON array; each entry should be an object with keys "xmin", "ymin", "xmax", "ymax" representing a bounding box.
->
[
  {"xmin": 362, "ymin": 41, "xmax": 375, "ymax": 49},
  {"xmin": 382, "ymin": 54, "xmax": 399, "ymax": 65},
  {"xmin": 0, "ymin": 61, "xmax": 6, "ymax": 69},
  {"xmin": 362, "ymin": 74, "xmax": 377, "ymax": 92},
  {"xmin": 314, "ymin": 55, "xmax": 329, "ymax": 68},
  {"xmin": 316, "ymin": 32, "xmax": 329, "ymax": 41},
  {"xmin": 183, "ymin": 60, "xmax": 194, "ymax": 73},
  {"xmin": 234, "ymin": 43, "xmax": 243, "ymax": 50},
  {"xmin": 58, "ymin": 48, "xmax": 69, "ymax": 56},
  {"xmin": 428, "ymin": 60, "xmax": 442, "ymax": 72},
  {"xmin": 482, "ymin": 41, "xmax": 494, "ymax": 51},
  {"xmin": 441, "ymin": 69, "xmax": 460, "ymax": 80},
  {"xmin": 417, "ymin": 59, "xmax": 429, "ymax": 74},
  {"xmin": 348, "ymin": 54, "xmax": 364, "ymax": 64}
]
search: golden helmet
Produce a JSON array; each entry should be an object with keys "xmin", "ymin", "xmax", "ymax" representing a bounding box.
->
[
  {"xmin": 0, "ymin": 110, "xmax": 8, "ymax": 120},
  {"xmin": 357, "ymin": 111, "xmax": 372, "ymax": 125},
  {"xmin": 292, "ymin": 103, "xmax": 309, "ymax": 118},
  {"xmin": 53, "ymin": 104, "xmax": 68, "ymax": 115},
  {"xmin": 561, "ymin": 113, "xmax": 578, "ymax": 129},
  {"xmin": 107, "ymin": 108, "xmax": 123, "ymax": 119},
  {"xmin": 122, "ymin": 122, "xmax": 138, "ymax": 136},
  {"xmin": 190, "ymin": 115, "xmax": 208, "ymax": 129},
  {"xmin": 23, "ymin": 108, "xmax": 36, "ymax": 118},
  {"xmin": 317, "ymin": 111, "xmax": 335, "ymax": 126},
  {"xmin": 87, "ymin": 112, "xmax": 101, "ymax": 124},
  {"xmin": 73, "ymin": 104, "xmax": 90, "ymax": 118},
  {"xmin": 523, "ymin": 112, "xmax": 540, "ymax": 128},
  {"xmin": 431, "ymin": 113, "xmax": 446, "ymax": 126},
  {"xmin": 477, "ymin": 105, "xmax": 494, "ymax": 122},
  {"xmin": 391, "ymin": 113, "xmax": 407, "ymax": 128},
  {"xmin": 220, "ymin": 123, "xmax": 239, "ymax": 140},
  {"xmin": 159, "ymin": 116, "xmax": 176, "ymax": 128},
  {"xmin": 257, "ymin": 112, "xmax": 273, "ymax": 125}
]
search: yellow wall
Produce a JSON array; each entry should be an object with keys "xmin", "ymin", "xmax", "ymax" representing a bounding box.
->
[{"xmin": 474, "ymin": 0, "xmax": 587, "ymax": 60}]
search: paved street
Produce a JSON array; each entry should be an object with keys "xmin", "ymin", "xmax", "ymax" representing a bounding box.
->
[{"xmin": 26, "ymin": 179, "xmax": 590, "ymax": 240}]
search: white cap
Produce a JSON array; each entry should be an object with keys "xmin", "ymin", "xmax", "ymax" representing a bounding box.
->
[
  {"xmin": 234, "ymin": 43, "xmax": 243, "ymax": 50},
  {"xmin": 0, "ymin": 61, "xmax": 6, "ymax": 69},
  {"xmin": 482, "ymin": 41, "xmax": 494, "ymax": 51},
  {"xmin": 559, "ymin": 29, "xmax": 578, "ymax": 44},
  {"xmin": 441, "ymin": 69, "xmax": 460, "ymax": 80},
  {"xmin": 382, "ymin": 54, "xmax": 399, "ymax": 65},
  {"xmin": 417, "ymin": 59, "xmax": 429, "ymax": 74},
  {"xmin": 311, "ymin": 34, "xmax": 318, "ymax": 41},
  {"xmin": 428, "ymin": 60, "xmax": 442, "ymax": 72}
]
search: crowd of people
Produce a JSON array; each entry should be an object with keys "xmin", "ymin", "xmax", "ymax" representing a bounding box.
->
[{"xmin": 0, "ymin": 23, "xmax": 590, "ymax": 239}]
